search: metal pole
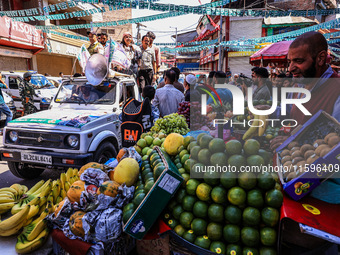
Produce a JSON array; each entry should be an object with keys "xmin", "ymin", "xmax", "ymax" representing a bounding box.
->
[
  {"xmin": 175, "ymin": 27, "xmax": 178, "ymax": 67},
  {"xmin": 218, "ymin": 13, "xmax": 223, "ymax": 71}
]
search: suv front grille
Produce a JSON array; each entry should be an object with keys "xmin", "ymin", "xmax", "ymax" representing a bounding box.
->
[{"xmin": 6, "ymin": 130, "xmax": 78, "ymax": 149}]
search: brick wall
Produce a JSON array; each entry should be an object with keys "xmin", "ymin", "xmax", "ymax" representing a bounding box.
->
[
  {"xmin": 100, "ymin": 6, "xmax": 132, "ymax": 43},
  {"xmin": 267, "ymin": 0, "xmax": 316, "ymax": 10}
]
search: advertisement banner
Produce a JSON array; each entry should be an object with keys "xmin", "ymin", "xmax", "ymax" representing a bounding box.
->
[{"xmin": 0, "ymin": 16, "xmax": 44, "ymax": 47}]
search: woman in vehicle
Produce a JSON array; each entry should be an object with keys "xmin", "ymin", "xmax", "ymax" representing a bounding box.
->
[{"xmin": 120, "ymin": 32, "xmax": 141, "ymax": 76}]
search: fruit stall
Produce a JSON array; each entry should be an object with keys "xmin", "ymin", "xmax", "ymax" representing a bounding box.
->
[{"xmin": 0, "ymin": 105, "xmax": 339, "ymax": 255}]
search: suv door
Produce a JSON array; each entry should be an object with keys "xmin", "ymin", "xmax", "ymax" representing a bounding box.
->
[{"xmin": 3, "ymin": 75, "xmax": 22, "ymax": 108}]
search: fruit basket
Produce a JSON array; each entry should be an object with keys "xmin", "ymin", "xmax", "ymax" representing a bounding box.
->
[
  {"xmin": 276, "ymin": 110, "xmax": 340, "ymax": 200},
  {"xmin": 123, "ymin": 147, "xmax": 183, "ymax": 240}
]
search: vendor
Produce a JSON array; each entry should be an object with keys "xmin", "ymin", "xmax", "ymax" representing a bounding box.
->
[
  {"xmin": 270, "ymin": 31, "xmax": 340, "ymax": 150},
  {"xmin": 270, "ymin": 31, "xmax": 340, "ymax": 204}
]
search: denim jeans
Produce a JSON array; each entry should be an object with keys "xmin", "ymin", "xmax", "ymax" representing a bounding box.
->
[{"xmin": 0, "ymin": 103, "xmax": 13, "ymax": 126}]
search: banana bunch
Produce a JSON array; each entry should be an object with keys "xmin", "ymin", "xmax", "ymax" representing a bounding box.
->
[
  {"xmin": 11, "ymin": 180, "xmax": 52, "ymax": 215},
  {"xmin": 15, "ymin": 203, "xmax": 54, "ymax": 254},
  {"xmin": 0, "ymin": 184, "xmax": 28, "ymax": 214},
  {"xmin": 0, "ymin": 205, "xmax": 31, "ymax": 236},
  {"xmin": 242, "ymin": 115, "xmax": 269, "ymax": 140}
]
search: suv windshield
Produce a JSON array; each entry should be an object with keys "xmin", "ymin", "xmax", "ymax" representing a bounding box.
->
[
  {"xmin": 55, "ymin": 81, "xmax": 116, "ymax": 105},
  {"xmin": 31, "ymin": 74, "xmax": 55, "ymax": 88}
]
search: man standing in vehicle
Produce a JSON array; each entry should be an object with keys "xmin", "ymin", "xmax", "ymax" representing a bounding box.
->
[
  {"xmin": 87, "ymin": 30, "xmax": 104, "ymax": 56},
  {"xmin": 19, "ymin": 72, "xmax": 38, "ymax": 116}
]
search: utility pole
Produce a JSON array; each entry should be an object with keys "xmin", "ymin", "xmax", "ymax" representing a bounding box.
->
[
  {"xmin": 136, "ymin": 23, "xmax": 147, "ymax": 44},
  {"xmin": 170, "ymin": 26, "xmax": 178, "ymax": 67},
  {"xmin": 218, "ymin": 11, "xmax": 223, "ymax": 71}
]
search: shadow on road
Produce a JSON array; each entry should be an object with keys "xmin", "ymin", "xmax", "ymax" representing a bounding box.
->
[{"xmin": 0, "ymin": 168, "xmax": 61, "ymax": 189}]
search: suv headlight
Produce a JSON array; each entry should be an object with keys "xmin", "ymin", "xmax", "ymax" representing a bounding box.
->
[
  {"xmin": 9, "ymin": 131, "xmax": 18, "ymax": 142},
  {"xmin": 67, "ymin": 135, "xmax": 79, "ymax": 148}
]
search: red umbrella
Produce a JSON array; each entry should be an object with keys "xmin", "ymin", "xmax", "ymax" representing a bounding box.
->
[{"xmin": 250, "ymin": 40, "xmax": 293, "ymax": 67}]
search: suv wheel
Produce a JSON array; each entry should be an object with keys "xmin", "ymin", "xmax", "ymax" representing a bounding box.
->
[
  {"xmin": 8, "ymin": 162, "xmax": 45, "ymax": 179},
  {"xmin": 94, "ymin": 142, "xmax": 117, "ymax": 164}
]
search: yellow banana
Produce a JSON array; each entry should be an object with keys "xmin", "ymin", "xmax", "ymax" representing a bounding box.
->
[
  {"xmin": 0, "ymin": 202, "xmax": 16, "ymax": 214},
  {"xmin": 38, "ymin": 183, "xmax": 52, "ymax": 198},
  {"xmin": 64, "ymin": 181, "xmax": 70, "ymax": 192},
  {"xmin": 47, "ymin": 193, "xmax": 54, "ymax": 205},
  {"xmin": 60, "ymin": 173, "xmax": 66, "ymax": 190},
  {"xmin": 52, "ymin": 184, "xmax": 60, "ymax": 204},
  {"xmin": 27, "ymin": 205, "xmax": 39, "ymax": 220},
  {"xmin": 243, "ymin": 115, "xmax": 259, "ymax": 140},
  {"xmin": 258, "ymin": 114, "xmax": 268, "ymax": 137},
  {"xmin": 21, "ymin": 185, "xmax": 28, "ymax": 194},
  {"xmin": 38, "ymin": 196, "xmax": 47, "ymax": 207},
  {"xmin": 32, "ymin": 179, "xmax": 51, "ymax": 196},
  {"xmin": 0, "ymin": 205, "xmax": 30, "ymax": 231},
  {"xmin": 56, "ymin": 196, "xmax": 63, "ymax": 204},
  {"xmin": 15, "ymin": 228, "xmax": 50, "ymax": 254},
  {"xmin": 0, "ymin": 219, "xmax": 26, "ymax": 236},
  {"xmin": 73, "ymin": 168, "xmax": 79, "ymax": 177},
  {"xmin": 0, "ymin": 196, "xmax": 15, "ymax": 203},
  {"xmin": 0, "ymin": 187, "xmax": 18, "ymax": 195},
  {"xmin": 0, "ymin": 190, "xmax": 16, "ymax": 197},
  {"xmin": 26, "ymin": 219, "xmax": 47, "ymax": 241},
  {"xmin": 60, "ymin": 188, "xmax": 66, "ymax": 199},
  {"xmin": 66, "ymin": 168, "xmax": 73, "ymax": 182},
  {"xmin": 10, "ymin": 184, "xmax": 24, "ymax": 198},
  {"xmin": 23, "ymin": 218, "xmax": 33, "ymax": 227},
  {"xmin": 26, "ymin": 180, "xmax": 44, "ymax": 195}
]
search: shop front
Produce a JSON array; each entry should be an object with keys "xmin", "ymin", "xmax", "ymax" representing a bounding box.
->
[{"xmin": 0, "ymin": 16, "xmax": 44, "ymax": 71}]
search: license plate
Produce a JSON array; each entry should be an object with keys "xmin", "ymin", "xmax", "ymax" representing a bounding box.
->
[{"xmin": 21, "ymin": 153, "xmax": 52, "ymax": 165}]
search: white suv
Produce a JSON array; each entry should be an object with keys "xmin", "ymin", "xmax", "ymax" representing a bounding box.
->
[
  {"xmin": 0, "ymin": 76, "xmax": 139, "ymax": 179},
  {"xmin": 0, "ymin": 71, "xmax": 58, "ymax": 114}
]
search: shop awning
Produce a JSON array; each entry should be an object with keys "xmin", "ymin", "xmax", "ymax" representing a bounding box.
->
[
  {"xmin": 249, "ymin": 40, "xmax": 293, "ymax": 67},
  {"xmin": 0, "ymin": 16, "xmax": 44, "ymax": 53}
]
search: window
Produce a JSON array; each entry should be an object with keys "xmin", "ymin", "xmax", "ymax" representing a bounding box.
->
[{"xmin": 8, "ymin": 77, "xmax": 19, "ymax": 89}]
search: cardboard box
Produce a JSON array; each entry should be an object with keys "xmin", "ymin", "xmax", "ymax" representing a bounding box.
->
[
  {"xmin": 276, "ymin": 110, "xmax": 340, "ymax": 200},
  {"xmin": 136, "ymin": 234, "xmax": 170, "ymax": 255},
  {"xmin": 124, "ymin": 147, "xmax": 183, "ymax": 240}
]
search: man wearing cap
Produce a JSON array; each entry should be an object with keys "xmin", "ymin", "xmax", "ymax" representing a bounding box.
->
[
  {"xmin": 87, "ymin": 30, "xmax": 104, "ymax": 56},
  {"xmin": 184, "ymin": 74, "xmax": 197, "ymax": 101},
  {"xmin": 146, "ymin": 31, "xmax": 161, "ymax": 78},
  {"xmin": 19, "ymin": 72, "xmax": 38, "ymax": 116}
]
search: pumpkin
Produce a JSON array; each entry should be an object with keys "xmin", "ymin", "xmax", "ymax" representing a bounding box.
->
[
  {"xmin": 108, "ymin": 170, "xmax": 115, "ymax": 181},
  {"xmin": 97, "ymin": 181, "xmax": 120, "ymax": 197},
  {"xmin": 116, "ymin": 148, "xmax": 127, "ymax": 162},
  {"xmin": 54, "ymin": 200, "xmax": 66, "ymax": 217},
  {"xmin": 78, "ymin": 162, "xmax": 104, "ymax": 177},
  {"xmin": 69, "ymin": 211, "xmax": 86, "ymax": 237},
  {"xmin": 67, "ymin": 180, "xmax": 85, "ymax": 203}
]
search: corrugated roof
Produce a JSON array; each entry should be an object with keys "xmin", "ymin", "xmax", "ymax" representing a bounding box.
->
[{"xmin": 264, "ymin": 16, "xmax": 317, "ymax": 25}]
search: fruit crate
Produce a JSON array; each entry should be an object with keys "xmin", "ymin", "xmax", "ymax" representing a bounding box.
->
[
  {"xmin": 276, "ymin": 110, "xmax": 340, "ymax": 201},
  {"xmin": 124, "ymin": 147, "xmax": 184, "ymax": 240}
]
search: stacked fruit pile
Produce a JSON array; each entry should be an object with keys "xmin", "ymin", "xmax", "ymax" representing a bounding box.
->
[
  {"xmin": 151, "ymin": 113, "xmax": 189, "ymax": 135},
  {"xmin": 177, "ymin": 101, "xmax": 190, "ymax": 127},
  {"xmin": 0, "ymin": 167, "xmax": 79, "ymax": 253},
  {"xmin": 134, "ymin": 132, "xmax": 167, "ymax": 160},
  {"xmin": 53, "ymin": 158, "xmax": 140, "ymax": 239},
  {"xmin": 163, "ymin": 134, "xmax": 282, "ymax": 255},
  {"xmin": 280, "ymin": 132, "xmax": 340, "ymax": 182}
]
